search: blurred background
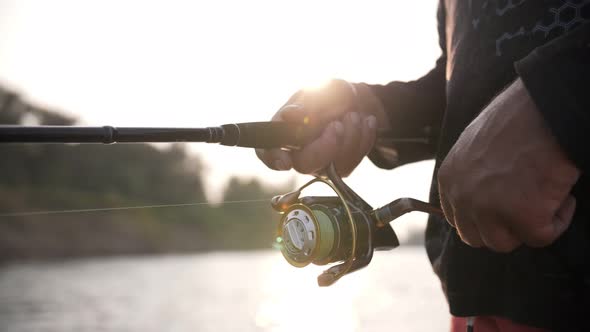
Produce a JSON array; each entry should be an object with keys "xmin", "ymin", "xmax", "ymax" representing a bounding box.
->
[{"xmin": 0, "ymin": 0, "xmax": 449, "ymax": 331}]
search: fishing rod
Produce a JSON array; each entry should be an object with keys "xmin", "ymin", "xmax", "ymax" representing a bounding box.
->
[
  {"xmin": 0, "ymin": 121, "xmax": 442, "ymax": 286},
  {"xmin": 0, "ymin": 122, "xmax": 430, "ymax": 147},
  {"xmin": 0, "ymin": 122, "xmax": 313, "ymax": 148}
]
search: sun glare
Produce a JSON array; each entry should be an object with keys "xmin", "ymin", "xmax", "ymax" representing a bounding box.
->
[
  {"xmin": 255, "ymin": 254, "xmax": 362, "ymax": 332},
  {"xmin": 300, "ymin": 78, "xmax": 332, "ymax": 92}
]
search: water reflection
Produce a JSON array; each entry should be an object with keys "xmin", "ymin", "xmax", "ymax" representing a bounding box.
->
[
  {"xmin": 255, "ymin": 256, "xmax": 362, "ymax": 332},
  {"xmin": 0, "ymin": 249, "xmax": 448, "ymax": 332}
]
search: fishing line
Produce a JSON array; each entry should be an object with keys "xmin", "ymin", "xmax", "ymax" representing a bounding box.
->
[{"xmin": 0, "ymin": 198, "xmax": 271, "ymax": 218}]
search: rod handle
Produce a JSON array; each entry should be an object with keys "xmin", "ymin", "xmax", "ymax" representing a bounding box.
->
[{"xmin": 220, "ymin": 122, "xmax": 316, "ymax": 149}]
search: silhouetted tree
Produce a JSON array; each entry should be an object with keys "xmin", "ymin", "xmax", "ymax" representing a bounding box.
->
[{"xmin": 0, "ymin": 87, "xmax": 294, "ymax": 261}]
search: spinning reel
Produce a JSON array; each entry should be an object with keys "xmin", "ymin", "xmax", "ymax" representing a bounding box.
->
[{"xmin": 271, "ymin": 163, "xmax": 444, "ymax": 287}]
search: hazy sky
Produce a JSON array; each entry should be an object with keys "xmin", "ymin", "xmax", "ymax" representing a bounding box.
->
[{"xmin": 0, "ymin": 0, "xmax": 441, "ymax": 237}]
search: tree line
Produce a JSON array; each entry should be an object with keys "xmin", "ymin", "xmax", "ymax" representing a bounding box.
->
[{"xmin": 0, "ymin": 88, "xmax": 293, "ymax": 261}]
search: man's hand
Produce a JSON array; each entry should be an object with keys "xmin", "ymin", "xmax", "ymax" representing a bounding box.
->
[
  {"xmin": 256, "ymin": 79, "xmax": 389, "ymax": 176},
  {"xmin": 438, "ymin": 78, "xmax": 581, "ymax": 252}
]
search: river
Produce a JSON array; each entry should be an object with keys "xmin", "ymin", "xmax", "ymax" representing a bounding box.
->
[{"xmin": 0, "ymin": 248, "xmax": 449, "ymax": 332}]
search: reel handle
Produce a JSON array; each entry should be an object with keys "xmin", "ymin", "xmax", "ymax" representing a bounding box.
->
[{"xmin": 372, "ymin": 198, "xmax": 444, "ymax": 227}]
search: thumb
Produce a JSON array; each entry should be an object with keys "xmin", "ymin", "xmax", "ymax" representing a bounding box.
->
[
  {"xmin": 274, "ymin": 104, "xmax": 304, "ymax": 122},
  {"xmin": 279, "ymin": 104, "xmax": 307, "ymax": 122},
  {"xmin": 279, "ymin": 104, "xmax": 327, "ymax": 139}
]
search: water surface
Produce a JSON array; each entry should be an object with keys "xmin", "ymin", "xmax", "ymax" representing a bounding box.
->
[{"xmin": 0, "ymin": 248, "xmax": 449, "ymax": 332}]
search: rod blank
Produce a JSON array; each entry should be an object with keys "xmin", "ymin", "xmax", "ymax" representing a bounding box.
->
[{"xmin": 0, "ymin": 125, "xmax": 220, "ymax": 144}]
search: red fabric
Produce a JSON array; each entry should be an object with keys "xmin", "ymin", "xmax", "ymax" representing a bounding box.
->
[{"xmin": 451, "ymin": 316, "xmax": 550, "ymax": 332}]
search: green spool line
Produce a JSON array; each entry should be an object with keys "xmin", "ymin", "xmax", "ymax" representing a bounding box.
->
[{"xmin": 311, "ymin": 207, "xmax": 335, "ymax": 262}]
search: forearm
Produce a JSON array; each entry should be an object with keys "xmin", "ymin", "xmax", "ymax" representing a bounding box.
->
[{"xmin": 358, "ymin": 55, "xmax": 447, "ymax": 169}]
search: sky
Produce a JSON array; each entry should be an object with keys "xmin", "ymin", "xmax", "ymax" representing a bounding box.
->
[{"xmin": 0, "ymin": 0, "xmax": 441, "ymax": 238}]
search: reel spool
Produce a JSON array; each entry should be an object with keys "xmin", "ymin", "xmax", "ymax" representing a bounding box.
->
[{"xmin": 271, "ymin": 163, "xmax": 444, "ymax": 287}]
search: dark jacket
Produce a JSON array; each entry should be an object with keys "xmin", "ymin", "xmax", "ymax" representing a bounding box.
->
[{"xmin": 366, "ymin": 1, "xmax": 590, "ymax": 330}]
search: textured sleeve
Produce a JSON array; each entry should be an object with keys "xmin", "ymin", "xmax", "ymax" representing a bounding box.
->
[
  {"xmin": 515, "ymin": 22, "xmax": 590, "ymax": 172},
  {"xmin": 364, "ymin": 2, "xmax": 447, "ymax": 169}
]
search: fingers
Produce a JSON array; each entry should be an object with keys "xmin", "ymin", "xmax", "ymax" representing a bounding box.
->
[
  {"xmin": 453, "ymin": 212, "xmax": 484, "ymax": 248},
  {"xmin": 334, "ymin": 114, "xmax": 377, "ymax": 177},
  {"xmin": 446, "ymin": 204, "xmax": 521, "ymax": 252},
  {"xmin": 438, "ymin": 175, "xmax": 521, "ymax": 252},
  {"xmin": 354, "ymin": 115, "xmax": 378, "ymax": 170},
  {"xmin": 291, "ymin": 121, "xmax": 344, "ymax": 174},
  {"xmin": 476, "ymin": 217, "xmax": 521, "ymax": 252},
  {"xmin": 257, "ymin": 105, "xmax": 371, "ymax": 174},
  {"xmin": 255, "ymin": 148, "xmax": 292, "ymax": 171},
  {"xmin": 442, "ymin": 196, "xmax": 572, "ymax": 252},
  {"xmin": 257, "ymin": 80, "xmax": 360, "ymax": 173},
  {"xmin": 334, "ymin": 112, "xmax": 361, "ymax": 176}
]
